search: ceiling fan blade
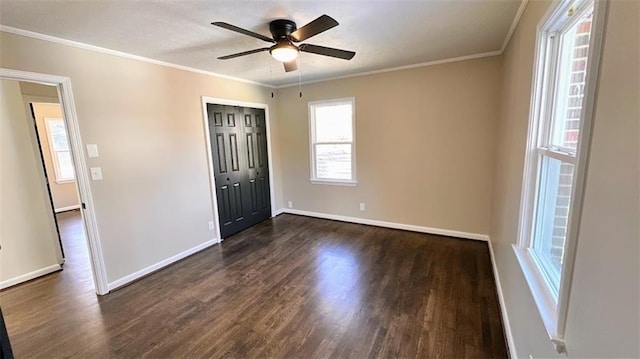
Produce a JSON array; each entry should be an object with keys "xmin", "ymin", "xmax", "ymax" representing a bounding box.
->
[
  {"xmin": 283, "ymin": 59, "xmax": 298, "ymax": 72},
  {"xmin": 299, "ymin": 44, "xmax": 355, "ymax": 60},
  {"xmin": 290, "ymin": 15, "xmax": 339, "ymax": 42},
  {"xmin": 211, "ymin": 22, "xmax": 274, "ymax": 43},
  {"xmin": 217, "ymin": 48, "xmax": 270, "ymax": 60}
]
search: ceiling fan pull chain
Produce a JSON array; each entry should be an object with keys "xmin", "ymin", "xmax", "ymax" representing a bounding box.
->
[
  {"xmin": 298, "ymin": 69, "xmax": 303, "ymax": 98},
  {"xmin": 270, "ymin": 60, "xmax": 275, "ymax": 98}
]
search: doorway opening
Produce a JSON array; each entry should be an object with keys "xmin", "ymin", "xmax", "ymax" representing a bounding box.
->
[
  {"xmin": 0, "ymin": 68, "xmax": 109, "ymax": 295},
  {"xmin": 202, "ymin": 97, "xmax": 276, "ymax": 240},
  {"xmin": 30, "ymin": 98, "xmax": 93, "ymax": 289}
]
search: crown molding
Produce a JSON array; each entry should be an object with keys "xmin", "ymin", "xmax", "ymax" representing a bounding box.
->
[
  {"xmin": 501, "ymin": 0, "xmax": 530, "ymax": 53},
  {"xmin": 0, "ymin": 25, "xmax": 274, "ymax": 88},
  {"xmin": 274, "ymin": 50, "xmax": 503, "ymax": 89}
]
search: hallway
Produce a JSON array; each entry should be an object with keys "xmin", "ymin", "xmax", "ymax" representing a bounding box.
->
[
  {"xmin": 56, "ymin": 210, "xmax": 94, "ymax": 291},
  {"xmin": 0, "ymin": 210, "xmax": 100, "ymax": 356}
]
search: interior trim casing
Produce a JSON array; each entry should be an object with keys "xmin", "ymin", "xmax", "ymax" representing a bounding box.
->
[{"xmin": 0, "ymin": 68, "xmax": 110, "ymax": 295}]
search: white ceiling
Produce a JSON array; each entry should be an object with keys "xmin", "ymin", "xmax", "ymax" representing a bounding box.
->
[{"xmin": 0, "ymin": 0, "xmax": 523, "ymax": 87}]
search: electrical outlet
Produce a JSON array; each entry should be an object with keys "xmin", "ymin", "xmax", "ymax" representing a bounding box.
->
[
  {"xmin": 90, "ymin": 167, "xmax": 103, "ymax": 181},
  {"xmin": 208, "ymin": 221, "xmax": 214, "ymax": 231},
  {"xmin": 288, "ymin": 201, "xmax": 293, "ymax": 208},
  {"xmin": 359, "ymin": 203, "xmax": 365, "ymax": 211}
]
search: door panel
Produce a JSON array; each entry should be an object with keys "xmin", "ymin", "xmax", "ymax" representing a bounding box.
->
[
  {"xmin": 246, "ymin": 133, "xmax": 255, "ymax": 169},
  {"xmin": 256, "ymin": 132, "xmax": 266, "ymax": 167},
  {"xmin": 258, "ymin": 176, "xmax": 269, "ymax": 210},
  {"xmin": 219, "ymin": 184, "xmax": 232, "ymax": 225},
  {"xmin": 207, "ymin": 104, "xmax": 271, "ymax": 239},
  {"xmin": 250, "ymin": 179, "xmax": 258, "ymax": 214},
  {"xmin": 214, "ymin": 134, "xmax": 227, "ymax": 174},
  {"xmin": 232, "ymin": 182, "xmax": 243, "ymax": 221},
  {"xmin": 226, "ymin": 112, "xmax": 236, "ymax": 127}
]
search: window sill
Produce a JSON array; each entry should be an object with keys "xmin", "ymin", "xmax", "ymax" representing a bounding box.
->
[
  {"xmin": 512, "ymin": 245, "xmax": 566, "ymax": 353},
  {"xmin": 310, "ymin": 179, "xmax": 357, "ymax": 186}
]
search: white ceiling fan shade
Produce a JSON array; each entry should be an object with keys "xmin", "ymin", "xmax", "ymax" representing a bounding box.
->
[{"xmin": 270, "ymin": 43, "xmax": 299, "ymax": 62}]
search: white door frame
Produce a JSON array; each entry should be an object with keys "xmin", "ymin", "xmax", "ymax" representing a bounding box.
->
[
  {"xmin": 1, "ymin": 68, "xmax": 109, "ymax": 295},
  {"xmin": 201, "ymin": 96, "xmax": 276, "ymax": 240}
]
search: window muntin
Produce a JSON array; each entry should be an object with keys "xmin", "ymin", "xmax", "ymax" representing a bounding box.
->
[
  {"xmin": 309, "ymin": 99, "xmax": 355, "ymax": 184},
  {"xmin": 45, "ymin": 118, "xmax": 75, "ymax": 182}
]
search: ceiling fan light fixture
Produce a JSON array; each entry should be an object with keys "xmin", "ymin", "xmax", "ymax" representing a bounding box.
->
[
  {"xmin": 212, "ymin": 15, "xmax": 355, "ymax": 72},
  {"xmin": 270, "ymin": 42, "xmax": 299, "ymax": 62}
]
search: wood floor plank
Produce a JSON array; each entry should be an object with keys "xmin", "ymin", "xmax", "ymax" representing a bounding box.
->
[{"xmin": 0, "ymin": 212, "xmax": 507, "ymax": 358}]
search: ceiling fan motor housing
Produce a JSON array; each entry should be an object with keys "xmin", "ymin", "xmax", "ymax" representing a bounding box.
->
[
  {"xmin": 269, "ymin": 19, "xmax": 300, "ymax": 61},
  {"xmin": 269, "ymin": 19, "xmax": 297, "ymax": 39}
]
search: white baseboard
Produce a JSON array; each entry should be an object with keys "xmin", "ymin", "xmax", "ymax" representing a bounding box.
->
[
  {"xmin": 488, "ymin": 239, "xmax": 516, "ymax": 359},
  {"xmin": 107, "ymin": 238, "xmax": 220, "ymax": 291},
  {"xmin": 0, "ymin": 264, "xmax": 62, "ymax": 290},
  {"xmin": 272, "ymin": 208, "xmax": 286, "ymax": 217},
  {"xmin": 55, "ymin": 204, "xmax": 81, "ymax": 213},
  {"xmin": 279, "ymin": 208, "xmax": 489, "ymax": 241}
]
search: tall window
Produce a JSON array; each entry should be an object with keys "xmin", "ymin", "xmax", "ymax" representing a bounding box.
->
[
  {"xmin": 45, "ymin": 118, "xmax": 75, "ymax": 182},
  {"xmin": 309, "ymin": 98, "xmax": 356, "ymax": 185},
  {"xmin": 515, "ymin": 0, "xmax": 604, "ymax": 353}
]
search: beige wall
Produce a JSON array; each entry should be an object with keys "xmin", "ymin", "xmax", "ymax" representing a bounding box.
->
[
  {"xmin": 31, "ymin": 102, "xmax": 81, "ymax": 210},
  {"xmin": 275, "ymin": 57, "xmax": 502, "ymax": 235},
  {"xmin": 19, "ymin": 81, "xmax": 59, "ymax": 98},
  {"xmin": 490, "ymin": 0, "xmax": 639, "ymax": 357},
  {"xmin": 0, "ymin": 31, "xmax": 280, "ymax": 283},
  {"xmin": 0, "ymin": 79, "xmax": 62, "ymax": 286}
]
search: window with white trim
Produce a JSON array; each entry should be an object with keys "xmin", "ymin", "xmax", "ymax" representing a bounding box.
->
[
  {"xmin": 515, "ymin": 0, "xmax": 604, "ymax": 353},
  {"xmin": 309, "ymin": 98, "xmax": 356, "ymax": 185},
  {"xmin": 45, "ymin": 118, "xmax": 75, "ymax": 183}
]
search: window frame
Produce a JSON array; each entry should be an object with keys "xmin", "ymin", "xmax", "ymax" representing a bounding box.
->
[
  {"xmin": 308, "ymin": 97, "xmax": 357, "ymax": 186},
  {"xmin": 44, "ymin": 117, "xmax": 75, "ymax": 183},
  {"xmin": 514, "ymin": 0, "xmax": 607, "ymax": 353}
]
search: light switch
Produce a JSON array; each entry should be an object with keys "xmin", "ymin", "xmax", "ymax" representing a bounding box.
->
[
  {"xmin": 86, "ymin": 144, "xmax": 99, "ymax": 158},
  {"xmin": 90, "ymin": 167, "xmax": 103, "ymax": 181}
]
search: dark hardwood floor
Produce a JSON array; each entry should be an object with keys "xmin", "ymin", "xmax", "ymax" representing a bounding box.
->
[{"xmin": 0, "ymin": 212, "xmax": 507, "ymax": 358}]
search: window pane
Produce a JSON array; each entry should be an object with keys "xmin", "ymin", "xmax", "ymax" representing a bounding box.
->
[
  {"xmin": 550, "ymin": 12, "xmax": 593, "ymax": 150},
  {"xmin": 532, "ymin": 156, "xmax": 575, "ymax": 291},
  {"xmin": 315, "ymin": 104, "xmax": 352, "ymax": 142},
  {"xmin": 315, "ymin": 144, "xmax": 352, "ymax": 180},
  {"xmin": 56, "ymin": 151, "xmax": 75, "ymax": 180},
  {"xmin": 47, "ymin": 119, "xmax": 70, "ymax": 151}
]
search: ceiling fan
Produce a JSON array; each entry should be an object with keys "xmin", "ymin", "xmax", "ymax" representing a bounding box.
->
[{"xmin": 211, "ymin": 15, "xmax": 356, "ymax": 72}]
